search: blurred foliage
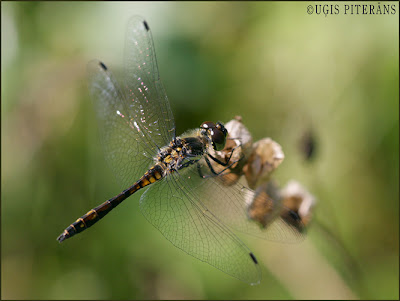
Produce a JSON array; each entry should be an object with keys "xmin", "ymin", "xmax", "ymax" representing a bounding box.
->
[{"xmin": 2, "ymin": 1, "xmax": 399, "ymax": 299}]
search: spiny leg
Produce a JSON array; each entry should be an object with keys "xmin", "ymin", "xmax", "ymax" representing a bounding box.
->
[
  {"xmin": 208, "ymin": 144, "xmax": 243, "ymax": 167},
  {"xmin": 198, "ymin": 155, "xmax": 241, "ymax": 179},
  {"xmin": 178, "ymin": 158, "xmax": 200, "ymax": 170}
]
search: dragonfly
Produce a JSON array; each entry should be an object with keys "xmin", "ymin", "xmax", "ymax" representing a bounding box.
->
[{"xmin": 57, "ymin": 16, "xmax": 304, "ymax": 285}]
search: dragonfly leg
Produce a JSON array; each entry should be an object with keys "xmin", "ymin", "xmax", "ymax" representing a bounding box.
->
[
  {"xmin": 178, "ymin": 157, "xmax": 200, "ymax": 170},
  {"xmin": 208, "ymin": 144, "xmax": 243, "ymax": 167},
  {"xmin": 199, "ymin": 155, "xmax": 241, "ymax": 179}
]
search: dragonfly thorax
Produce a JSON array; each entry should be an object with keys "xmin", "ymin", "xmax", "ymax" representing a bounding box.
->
[
  {"xmin": 155, "ymin": 121, "xmax": 228, "ymax": 174},
  {"xmin": 157, "ymin": 136, "xmax": 206, "ymax": 173}
]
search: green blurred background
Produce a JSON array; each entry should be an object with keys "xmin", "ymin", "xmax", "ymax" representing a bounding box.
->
[{"xmin": 2, "ymin": 1, "xmax": 399, "ymax": 299}]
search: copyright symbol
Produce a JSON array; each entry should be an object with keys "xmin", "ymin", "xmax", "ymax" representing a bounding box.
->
[{"xmin": 307, "ymin": 5, "xmax": 314, "ymax": 14}]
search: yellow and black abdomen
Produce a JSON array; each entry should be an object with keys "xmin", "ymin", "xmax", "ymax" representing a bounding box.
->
[{"xmin": 57, "ymin": 164, "xmax": 164, "ymax": 243}]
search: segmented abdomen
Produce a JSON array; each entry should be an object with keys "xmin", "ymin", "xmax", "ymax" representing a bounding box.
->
[{"xmin": 57, "ymin": 164, "xmax": 164, "ymax": 243}]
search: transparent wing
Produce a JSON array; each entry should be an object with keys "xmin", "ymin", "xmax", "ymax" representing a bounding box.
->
[
  {"xmin": 178, "ymin": 160, "xmax": 305, "ymax": 243},
  {"xmin": 87, "ymin": 60, "xmax": 155, "ymax": 188},
  {"xmin": 87, "ymin": 16, "xmax": 176, "ymax": 188},
  {"xmin": 123, "ymin": 16, "xmax": 176, "ymax": 150},
  {"xmin": 140, "ymin": 171, "xmax": 261, "ymax": 285}
]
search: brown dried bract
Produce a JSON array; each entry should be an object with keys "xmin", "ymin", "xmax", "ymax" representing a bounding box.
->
[
  {"xmin": 247, "ymin": 181, "xmax": 282, "ymax": 228},
  {"xmin": 280, "ymin": 180, "xmax": 316, "ymax": 229},
  {"xmin": 243, "ymin": 138, "xmax": 284, "ymax": 190}
]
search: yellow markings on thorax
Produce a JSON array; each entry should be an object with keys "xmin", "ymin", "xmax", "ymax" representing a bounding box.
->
[{"xmin": 164, "ymin": 155, "xmax": 172, "ymax": 164}]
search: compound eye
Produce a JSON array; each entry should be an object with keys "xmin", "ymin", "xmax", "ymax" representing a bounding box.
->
[
  {"xmin": 211, "ymin": 128, "xmax": 227, "ymax": 151},
  {"xmin": 200, "ymin": 121, "xmax": 215, "ymax": 129},
  {"xmin": 216, "ymin": 122, "xmax": 228, "ymax": 136}
]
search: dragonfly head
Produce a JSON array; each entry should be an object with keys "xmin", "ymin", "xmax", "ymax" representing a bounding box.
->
[{"xmin": 200, "ymin": 121, "xmax": 228, "ymax": 151}]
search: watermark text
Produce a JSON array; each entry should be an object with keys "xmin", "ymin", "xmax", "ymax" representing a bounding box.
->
[{"xmin": 307, "ymin": 3, "xmax": 397, "ymax": 17}]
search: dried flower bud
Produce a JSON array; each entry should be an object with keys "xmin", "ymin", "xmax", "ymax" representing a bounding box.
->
[
  {"xmin": 243, "ymin": 138, "xmax": 284, "ymax": 190},
  {"xmin": 280, "ymin": 180, "xmax": 316, "ymax": 229},
  {"xmin": 247, "ymin": 181, "xmax": 282, "ymax": 228}
]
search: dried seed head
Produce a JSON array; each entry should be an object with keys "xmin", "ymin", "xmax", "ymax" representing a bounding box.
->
[
  {"xmin": 209, "ymin": 117, "xmax": 315, "ymax": 234},
  {"xmin": 243, "ymin": 138, "xmax": 284, "ymax": 190},
  {"xmin": 280, "ymin": 180, "xmax": 316, "ymax": 228},
  {"xmin": 246, "ymin": 181, "xmax": 282, "ymax": 228}
]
